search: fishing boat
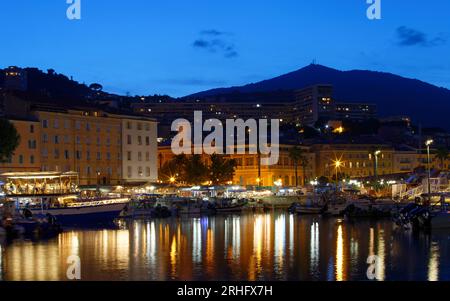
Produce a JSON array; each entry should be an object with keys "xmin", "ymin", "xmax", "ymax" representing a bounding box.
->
[
  {"xmin": 120, "ymin": 194, "xmax": 171, "ymax": 219},
  {"xmin": 211, "ymin": 198, "xmax": 247, "ymax": 213},
  {"xmin": 0, "ymin": 171, "xmax": 129, "ymax": 226}
]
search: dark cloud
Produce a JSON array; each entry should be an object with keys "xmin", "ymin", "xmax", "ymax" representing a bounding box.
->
[
  {"xmin": 200, "ymin": 29, "xmax": 226, "ymax": 36},
  {"xmin": 396, "ymin": 26, "xmax": 447, "ymax": 47},
  {"xmin": 193, "ymin": 30, "xmax": 238, "ymax": 58}
]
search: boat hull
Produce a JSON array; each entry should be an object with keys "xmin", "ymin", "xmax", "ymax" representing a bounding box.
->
[{"xmin": 30, "ymin": 203, "xmax": 127, "ymax": 226}]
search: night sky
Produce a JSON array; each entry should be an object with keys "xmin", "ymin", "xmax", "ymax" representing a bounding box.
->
[{"xmin": 1, "ymin": 0, "xmax": 449, "ymax": 97}]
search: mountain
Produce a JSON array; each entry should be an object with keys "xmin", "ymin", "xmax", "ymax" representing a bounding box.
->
[{"xmin": 186, "ymin": 64, "xmax": 450, "ymax": 129}]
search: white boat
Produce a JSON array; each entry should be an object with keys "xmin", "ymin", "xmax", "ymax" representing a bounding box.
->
[{"xmin": 29, "ymin": 198, "xmax": 129, "ymax": 225}]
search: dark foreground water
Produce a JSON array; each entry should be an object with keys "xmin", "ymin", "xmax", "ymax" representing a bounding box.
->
[{"xmin": 0, "ymin": 212, "xmax": 449, "ymax": 281}]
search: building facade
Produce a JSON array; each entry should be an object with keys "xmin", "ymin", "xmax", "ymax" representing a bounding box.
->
[
  {"xmin": 0, "ymin": 118, "xmax": 41, "ymax": 173},
  {"xmin": 121, "ymin": 117, "xmax": 158, "ymax": 184}
]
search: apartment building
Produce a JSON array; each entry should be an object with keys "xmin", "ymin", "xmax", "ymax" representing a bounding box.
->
[
  {"xmin": 121, "ymin": 117, "xmax": 158, "ymax": 184},
  {"xmin": 34, "ymin": 105, "xmax": 123, "ymax": 185}
]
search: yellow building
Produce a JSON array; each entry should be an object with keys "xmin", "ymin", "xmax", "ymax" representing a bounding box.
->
[
  {"xmin": 0, "ymin": 118, "xmax": 41, "ymax": 173},
  {"xmin": 312, "ymin": 143, "xmax": 394, "ymax": 179},
  {"xmin": 158, "ymin": 144, "xmax": 315, "ymax": 187},
  {"xmin": 33, "ymin": 105, "xmax": 123, "ymax": 185}
]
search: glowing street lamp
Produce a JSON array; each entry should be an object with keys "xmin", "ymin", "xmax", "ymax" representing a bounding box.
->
[
  {"xmin": 332, "ymin": 159, "xmax": 343, "ymax": 186},
  {"xmin": 274, "ymin": 179, "xmax": 283, "ymax": 187},
  {"xmin": 373, "ymin": 150, "xmax": 381, "ymax": 181},
  {"xmin": 169, "ymin": 177, "xmax": 176, "ymax": 184},
  {"xmin": 256, "ymin": 178, "xmax": 261, "ymax": 186},
  {"xmin": 426, "ymin": 139, "xmax": 434, "ymax": 194}
]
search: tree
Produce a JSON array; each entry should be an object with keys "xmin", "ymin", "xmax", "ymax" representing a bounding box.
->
[
  {"xmin": 435, "ymin": 147, "xmax": 449, "ymax": 170},
  {"xmin": 184, "ymin": 155, "xmax": 209, "ymax": 185},
  {"xmin": 209, "ymin": 154, "xmax": 237, "ymax": 185},
  {"xmin": 89, "ymin": 83, "xmax": 103, "ymax": 92},
  {"xmin": 288, "ymin": 146, "xmax": 308, "ymax": 186},
  {"xmin": 159, "ymin": 154, "xmax": 187, "ymax": 184},
  {"xmin": 0, "ymin": 119, "xmax": 20, "ymax": 163}
]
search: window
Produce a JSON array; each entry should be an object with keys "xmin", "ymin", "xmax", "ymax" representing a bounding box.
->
[
  {"xmin": 54, "ymin": 149, "xmax": 60, "ymax": 159},
  {"xmin": 87, "ymin": 166, "xmax": 91, "ymax": 175},
  {"xmin": 42, "ymin": 148, "xmax": 48, "ymax": 158},
  {"xmin": 138, "ymin": 152, "xmax": 142, "ymax": 161},
  {"xmin": 107, "ymin": 152, "xmax": 111, "ymax": 160},
  {"xmin": 75, "ymin": 121, "xmax": 81, "ymax": 130},
  {"xmin": 146, "ymin": 152, "xmax": 150, "ymax": 161},
  {"xmin": 86, "ymin": 123, "xmax": 91, "ymax": 131},
  {"xmin": 138, "ymin": 136, "xmax": 142, "ymax": 145},
  {"xmin": 54, "ymin": 135, "xmax": 59, "ymax": 144},
  {"xmin": 28, "ymin": 140, "xmax": 37, "ymax": 149},
  {"xmin": 127, "ymin": 122, "xmax": 132, "ymax": 130},
  {"xmin": 64, "ymin": 150, "xmax": 70, "ymax": 160},
  {"xmin": 43, "ymin": 134, "xmax": 48, "ymax": 143},
  {"xmin": 138, "ymin": 166, "xmax": 143, "ymax": 177},
  {"xmin": 145, "ymin": 124, "xmax": 150, "ymax": 131},
  {"xmin": 146, "ymin": 167, "xmax": 150, "ymax": 177},
  {"xmin": 127, "ymin": 135, "xmax": 132, "ymax": 145},
  {"xmin": 97, "ymin": 152, "xmax": 101, "ymax": 160},
  {"xmin": 86, "ymin": 151, "xmax": 90, "ymax": 160},
  {"xmin": 145, "ymin": 137, "xmax": 150, "ymax": 146},
  {"xmin": 54, "ymin": 119, "xmax": 59, "ymax": 129},
  {"xmin": 127, "ymin": 151, "xmax": 132, "ymax": 161},
  {"xmin": 96, "ymin": 124, "xmax": 101, "ymax": 133},
  {"xmin": 137, "ymin": 123, "xmax": 142, "ymax": 130},
  {"xmin": 106, "ymin": 137, "xmax": 110, "ymax": 146},
  {"xmin": 30, "ymin": 155, "xmax": 34, "ymax": 164},
  {"xmin": 64, "ymin": 120, "xmax": 70, "ymax": 129},
  {"xmin": 76, "ymin": 136, "xmax": 81, "ymax": 144},
  {"xmin": 127, "ymin": 166, "xmax": 132, "ymax": 178},
  {"xmin": 42, "ymin": 120, "xmax": 48, "ymax": 128},
  {"xmin": 76, "ymin": 150, "xmax": 82, "ymax": 160},
  {"xmin": 30, "ymin": 124, "xmax": 34, "ymax": 133},
  {"xmin": 19, "ymin": 155, "xmax": 24, "ymax": 164},
  {"xmin": 96, "ymin": 137, "xmax": 101, "ymax": 146}
]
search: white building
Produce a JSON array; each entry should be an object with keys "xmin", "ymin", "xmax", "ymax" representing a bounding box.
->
[{"xmin": 121, "ymin": 117, "xmax": 158, "ymax": 184}]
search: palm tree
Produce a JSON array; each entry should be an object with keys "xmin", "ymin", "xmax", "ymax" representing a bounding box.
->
[
  {"xmin": 435, "ymin": 147, "xmax": 449, "ymax": 170},
  {"xmin": 209, "ymin": 154, "xmax": 237, "ymax": 185},
  {"xmin": 184, "ymin": 155, "xmax": 209, "ymax": 185},
  {"xmin": 288, "ymin": 146, "xmax": 307, "ymax": 187}
]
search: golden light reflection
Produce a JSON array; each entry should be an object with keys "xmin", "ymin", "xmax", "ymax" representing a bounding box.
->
[
  {"xmin": 336, "ymin": 225, "xmax": 344, "ymax": 281},
  {"xmin": 170, "ymin": 234, "xmax": 177, "ymax": 277},
  {"xmin": 428, "ymin": 242, "xmax": 440, "ymax": 281},
  {"xmin": 376, "ymin": 229, "xmax": 385, "ymax": 281},
  {"xmin": 252, "ymin": 215, "xmax": 264, "ymax": 278}
]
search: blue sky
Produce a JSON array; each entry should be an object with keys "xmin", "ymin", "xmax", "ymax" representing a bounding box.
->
[{"xmin": 1, "ymin": 0, "xmax": 449, "ymax": 96}]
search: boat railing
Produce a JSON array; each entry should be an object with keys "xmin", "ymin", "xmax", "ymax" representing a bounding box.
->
[{"xmin": 65, "ymin": 198, "xmax": 129, "ymax": 208}]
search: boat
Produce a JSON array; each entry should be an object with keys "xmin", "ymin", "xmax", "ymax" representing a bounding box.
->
[
  {"xmin": 120, "ymin": 194, "xmax": 171, "ymax": 219},
  {"xmin": 0, "ymin": 171, "xmax": 129, "ymax": 226},
  {"xmin": 212, "ymin": 198, "xmax": 248, "ymax": 213},
  {"xmin": 393, "ymin": 194, "xmax": 450, "ymax": 230}
]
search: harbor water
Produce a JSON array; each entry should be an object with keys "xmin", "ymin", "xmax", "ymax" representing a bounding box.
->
[{"xmin": 0, "ymin": 211, "xmax": 449, "ymax": 281}]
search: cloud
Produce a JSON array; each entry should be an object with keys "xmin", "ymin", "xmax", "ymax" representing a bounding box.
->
[
  {"xmin": 396, "ymin": 26, "xmax": 447, "ymax": 47},
  {"xmin": 200, "ymin": 29, "xmax": 226, "ymax": 36},
  {"xmin": 193, "ymin": 30, "xmax": 238, "ymax": 58}
]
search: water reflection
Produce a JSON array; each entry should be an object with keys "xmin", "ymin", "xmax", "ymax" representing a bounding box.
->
[{"xmin": 0, "ymin": 212, "xmax": 448, "ymax": 281}]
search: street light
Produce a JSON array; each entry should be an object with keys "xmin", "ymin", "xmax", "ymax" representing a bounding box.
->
[
  {"xmin": 373, "ymin": 150, "xmax": 381, "ymax": 181},
  {"xmin": 332, "ymin": 159, "xmax": 342, "ymax": 188},
  {"xmin": 169, "ymin": 176, "xmax": 176, "ymax": 184},
  {"xmin": 426, "ymin": 139, "xmax": 434, "ymax": 194}
]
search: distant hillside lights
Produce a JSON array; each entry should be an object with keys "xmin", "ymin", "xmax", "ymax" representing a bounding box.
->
[
  {"xmin": 66, "ymin": 0, "xmax": 81, "ymax": 20},
  {"xmin": 171, "ymin": 111, "xmax": 280, "ymax": 166}
]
